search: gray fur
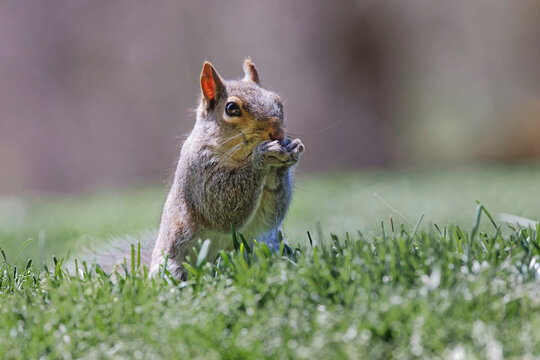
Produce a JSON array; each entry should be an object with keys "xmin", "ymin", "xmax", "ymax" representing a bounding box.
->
[
  {"xmin": 150, "ymin": 60, "xmax": 304, "ymax": 279},
  {"xmin": 73, "ymin": 60, "xmax": 303, "ymax": 279},
  {"xmin": 70, "ymin": 231, "xmax": 156, "ymax": 276}
]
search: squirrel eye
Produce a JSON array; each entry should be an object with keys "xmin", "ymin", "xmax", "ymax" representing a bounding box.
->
[{"xmin": 225, "ymin": 102, "xmax": 242, "ymax": 117}]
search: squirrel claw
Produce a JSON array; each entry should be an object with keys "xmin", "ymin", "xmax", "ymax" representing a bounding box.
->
[{"xmin": 257, "ymin": 138, "xmax": 304, "ymax": 167}]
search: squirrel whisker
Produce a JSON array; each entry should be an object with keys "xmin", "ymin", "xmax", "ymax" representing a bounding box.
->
[
  {"xmin": 215, "ymin": 132, "xmax": 245, "ymax": 148},
  {"xmin": 285, "ymin": 131, "xmax": 299, "ymax": 138},
  {"xmin": 216, "ymin": 141, "xmax": 246, "ymax": 167}
]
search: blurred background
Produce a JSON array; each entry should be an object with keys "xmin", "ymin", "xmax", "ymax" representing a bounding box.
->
[{"xmin": 1, "ymin": 0, "xmax": 540, "ymax": 195}]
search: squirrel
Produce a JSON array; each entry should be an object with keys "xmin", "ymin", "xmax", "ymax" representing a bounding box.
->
[{"xmin": 86, "ymin": 59, "xmax": 304, "ymax": 279}]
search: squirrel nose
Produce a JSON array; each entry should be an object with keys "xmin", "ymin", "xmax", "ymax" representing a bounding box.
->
[
  {"xmin": 268, "ymin": 117, "xmax": 284, "ymax": 141},
  {"xmin": 268, "ymin": 125, "xmax": 284, "ymax": 141}
]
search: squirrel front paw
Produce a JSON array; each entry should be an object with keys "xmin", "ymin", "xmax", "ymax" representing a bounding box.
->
[{"xmin": 256, "ymin": 138, "xmax": 305, "ymax": 167}]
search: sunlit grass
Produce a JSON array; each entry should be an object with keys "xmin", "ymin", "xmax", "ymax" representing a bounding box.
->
[
  {"xmin": 1, "ymin": 163, "xmax": 540, "ymax": 358},
  {"xmin": 1, "ymin": 208, "xmax": 539, "ymax": 358}
]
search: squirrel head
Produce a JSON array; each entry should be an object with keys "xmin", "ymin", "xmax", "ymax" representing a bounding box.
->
[{"xmin": 197, "ymin": 59, "xmax": 286, "ymax": 163}]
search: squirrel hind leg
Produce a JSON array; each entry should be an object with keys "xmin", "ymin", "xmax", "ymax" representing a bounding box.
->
[{"xmin": 149, "ymin": 254, "xmax": 187, "ymax": 280}]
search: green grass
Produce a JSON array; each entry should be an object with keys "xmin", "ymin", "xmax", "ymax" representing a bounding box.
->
[
  {"xmin": 1, "ymin": 163, "xmax": 540, "ymax": 358},
  {"xmin": 0, "ymin": 186, "xmax": 166, "ymax": 266}
]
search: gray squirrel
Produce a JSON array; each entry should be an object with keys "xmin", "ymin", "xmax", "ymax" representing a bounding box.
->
[{"xmin": 88, "ymin": 59, "xmax": 304, "ymax": 279}]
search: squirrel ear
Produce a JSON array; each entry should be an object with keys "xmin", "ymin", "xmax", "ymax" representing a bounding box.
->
[
  {"xmin": 243, "ymin": 58, "xmax": 260, "ymax": 85},
  {"xmin": 200, "ymin": 61, "xmax": 225, "ymax": 105}
]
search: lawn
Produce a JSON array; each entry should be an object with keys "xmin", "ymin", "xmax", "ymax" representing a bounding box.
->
[{"xmin": 1, "ymin": 163, "xmax": 540, "ymax": 358}]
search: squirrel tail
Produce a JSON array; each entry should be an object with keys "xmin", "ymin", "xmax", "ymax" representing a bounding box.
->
[{"xmin": 70, "ymin": 230, "xmax": 156, "ymax": 275}]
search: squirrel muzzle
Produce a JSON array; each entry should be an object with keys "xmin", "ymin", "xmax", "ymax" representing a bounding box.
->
[{"xmin": 267, "ymin": 117, "xmax": 285, "ymax": 141}]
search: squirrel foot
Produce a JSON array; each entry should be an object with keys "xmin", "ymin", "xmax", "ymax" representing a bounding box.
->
[{"xmin": 257, "ymin": 138, "xmax": 305, "ymax": 167}]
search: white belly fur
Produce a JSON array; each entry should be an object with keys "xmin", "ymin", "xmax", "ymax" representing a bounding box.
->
[{"xmin": 197, "ymin": 174, "xmax": 281, "ymax": 260}]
